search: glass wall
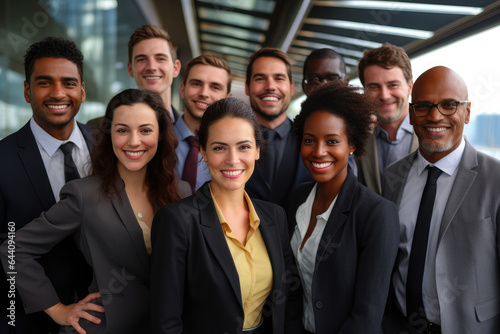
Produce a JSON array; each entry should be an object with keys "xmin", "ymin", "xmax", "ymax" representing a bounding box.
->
[{"xmin": 0, "ymin": 0, "xmax": 148, "ymax": 139}]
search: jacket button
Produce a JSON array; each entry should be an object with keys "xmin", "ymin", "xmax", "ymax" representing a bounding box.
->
[{"xmin": 315, "ymin": 301, "xmax": 323, "ymax": 309}]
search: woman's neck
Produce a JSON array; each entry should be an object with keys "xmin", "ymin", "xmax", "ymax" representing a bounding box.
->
[
  {"xmin": 117, "ymin": 164, "xmax": 148, "ymax": 193},
  {"xmin": 210, "ymin": 183, "xmax": 246, "ymax": 211}
]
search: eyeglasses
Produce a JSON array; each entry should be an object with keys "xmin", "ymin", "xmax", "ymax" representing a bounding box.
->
[
  {"xmin": 409, "ymin": 100, "xmax": 468, "ymax": 117},
  {"xmin": 303, "ymin": 75, "xmax": 342, "ymax": 87}
]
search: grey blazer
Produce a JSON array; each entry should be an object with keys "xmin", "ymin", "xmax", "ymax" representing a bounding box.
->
[
  {"xmin": 356, "ymin": 130, "xmax": 418, "ymax": 194},
  {"xmin": 0, "ymin": 175, "xmax": 191, "ymax": 334},
  {"xmin": 382, "ymin": 140, "xmax": 500, "ymax": 334}
]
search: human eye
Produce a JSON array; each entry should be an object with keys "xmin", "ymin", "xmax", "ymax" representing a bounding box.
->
[
  {"xmin": 141, "ymin": 128, "xmax": 153, "ymax": 134},
  {"xmin": 327, "ymin": 75, "xmax": 341, "ymax": 82},
  {"xmin": 414, "ymin": 103, "xmax": 432, "ymax": 112},
  {"xmin": 388, "ymin": 83, "xmax": 399, "ymax": 89},
  {"xmin": 327, "ymin": 139, "xmax": 339, "ymax": 145},
  {"xmin": 64, "ymin": 81, "xmax": 77, "ymax": 87},
  {"xmin": 439, "ymin": 100, "xmax": 457, "ymax": 110},
  {"xmin": 365, "ymin": 84, "xmax": 379, "ymax": 91},
  {"xmin": 303, "ymin": 138, "xmax": 314, "ymax": 144},
  {"xmin": 212, "ymin": 85, "xmax": 222, "ymax": 91},
  {"xmin": 190, "ymin": 81, "xmax": 201, "ymax": 87},
  {"xmin": 116, "ymin": 128, "xmax": 128, "ymax": 134},
  {"xmin": 212, "ymin": 146, "xmax": 225, "ymax": 151},
  {"xmin": 239, "ymin": 144, "xmax": 251, "ymax": 150}
]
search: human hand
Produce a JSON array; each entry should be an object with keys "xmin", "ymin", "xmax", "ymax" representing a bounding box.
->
[{"xmin": 45, "ymin": 292, "xmax": 104, "ymax": 334}]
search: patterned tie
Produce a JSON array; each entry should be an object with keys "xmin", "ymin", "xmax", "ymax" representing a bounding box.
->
[
  {"xmin": 60, "ymin": 142, "xmax": 81, "ymax": 182},
  {"xmin": 182, "ymin": 136, "xmax": 200, "ymax": 192},
  {"xmin": 406, "ymin": 166, "xmax": 443, "ymax": 320}
]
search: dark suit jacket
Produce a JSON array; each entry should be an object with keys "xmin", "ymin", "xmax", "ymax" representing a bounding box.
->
[
  {"xmin": 150, "ymin": 183, "xmax": 302, "ymax": 334},
  {"xmin": 0, "ymin": 121, "xmax": 93, "ymax": 334},
  {"xmin": 245, "ymin": 125, "xmax": 312, "ymax": 208},
  {"xmin": 0, "ymin": 175, "xmax": 193, "ymax": 333},
  {"xmin": 286, "ymin": 172, "xmax": 400, "ymax": 334},
  {"xmin": 382, "ymin": 141, "xmax": 500, "ymax": 334}
]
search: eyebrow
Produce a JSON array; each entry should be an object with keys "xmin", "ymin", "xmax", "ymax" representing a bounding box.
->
[
  {"xmin": 113, "ymin": 123, "xmax": 155, "ymax": 127},
  {"xmin": 134, "ymin": 53, "xmax": 169, "ymax": 60},
  {"xmin": 210, "ymin": 140, "xmax": 253, "ymax": 146},
  {"xmin": 34, "ymin": 75, "xmax": 79, "ymax": 82},
  {"xmin": 304, "ymin": 132, "xmax": 340, "ymax": 137}
]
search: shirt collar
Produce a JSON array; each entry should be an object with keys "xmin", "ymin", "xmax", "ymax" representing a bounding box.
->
[
  {"xmin": 174, "ymin": 115, "xmax": 195, "ymax": 141},
  {"xmin": 296, "ymin": 183, "xmax": 337, "ymax": 235},
  {"xmin": 415, "ymin": 137, "xmax": 465, "ymax": 177},
  {"xmin": 30, "ymin": 118, "xmax": 86, "ymax": 157},
  {"xmin": 263, "ymin": 117, "xmax": 291, "ymax": 140}
]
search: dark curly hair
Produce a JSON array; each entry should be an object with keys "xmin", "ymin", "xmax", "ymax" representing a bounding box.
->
[
  {"xmin": 91, "ymin": 89, "xmax": 181, "ymax": 209},
  {"xmin": 293, "ymin": 81, "xmax": 376, "ymax": 157},
  {"xmin": 24, "ymin": 37, "xmax": 84, "ymax": 83},
  {"xmin": 197, "ymin": 97, "xmax": 264, "ymax": 151}
]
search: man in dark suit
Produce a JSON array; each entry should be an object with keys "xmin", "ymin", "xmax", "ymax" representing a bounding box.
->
[
  {"xmin": 382, "ymin": 66, "xmax": 500, "ymax": 333},
  {"xmin": 244, "ymin": 48, "xmax": 311, "ymax": 208},
  {"xmin": 127, "ymin": 25, "xmax": 182, "ymax": 122},
  {"xmin": 0, "ymin": 37, "xmax": 92, "ymax": 334},
  {"xmin": 357, "ymin": 43, "xmax": 418, "ymax": 194}
]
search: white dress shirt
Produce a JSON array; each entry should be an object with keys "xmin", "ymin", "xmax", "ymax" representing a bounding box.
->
[
  {"xmin": 291, "ymin": 183, "xmax": 337, "ymax": 332},
  {"xmin": 30, "ymin": 118, "xmax": 91, "ymax": 201},
  {"xmin": 394, "ymin": 138, "xmax": 465, "ymax": 323}
]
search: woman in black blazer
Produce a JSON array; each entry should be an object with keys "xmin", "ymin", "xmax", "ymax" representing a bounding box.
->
[
  {"xmin": 0, "ymin": 89, "xmax": 190, "ymax": 333},
  {"xmin": 151, "ymin": 97, "xmax": 301, "ymax": 334},
  {"xmin": 287, "ymin": 82, "xmax": 400, "ymax": 334}
]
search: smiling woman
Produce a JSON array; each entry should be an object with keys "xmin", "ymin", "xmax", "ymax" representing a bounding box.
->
[
  {"xmin": 0, "ymin": 89, "xmax": 191, "ymax": 334},
  {"xmin": 151, "ymin": 97, "xmax": 302, "ymax": 334},
  {"xmin": 287, "ymin": 81, "xmax": 400, "ymax": 334}
]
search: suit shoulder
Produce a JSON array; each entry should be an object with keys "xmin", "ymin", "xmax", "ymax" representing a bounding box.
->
[
  {"xmin": 0, "ymin": 129, "xmax": 21, "ymax": 151},
  {"xmin": 356, "ymin": 181, "xmax": 397, "ymax": 210}
]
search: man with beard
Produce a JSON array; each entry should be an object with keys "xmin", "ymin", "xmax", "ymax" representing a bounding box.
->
[
  {"xmin": 382, "ymin": 66, "xmax": 500, "ymax": 334},
  {"xmin": 244, "ymin": 48, "xmax": 311, "ymax": 207},
  {"xmin": 357, "ymin": 43, "xmax": 418, "ymax": 194},
  {"xmin": 174, "ymin": 55, "xmax": 232, "ymax": 192}
]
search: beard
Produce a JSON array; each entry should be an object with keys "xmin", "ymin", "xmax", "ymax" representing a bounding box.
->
[
  {"xmin": 250, "ymin": 100, "xmax": 288, "ymax": 122},
  {"xmin": 420, "ymin": 139, "xmax": 453, "ymax": 154}
]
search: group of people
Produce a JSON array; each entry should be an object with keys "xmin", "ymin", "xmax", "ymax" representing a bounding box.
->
[{"xmin": 0, "ymin": 23, "xmax": 498, "ymax": 334}]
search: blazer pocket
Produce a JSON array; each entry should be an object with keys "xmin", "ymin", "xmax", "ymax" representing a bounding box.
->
[{"xmin": 475, "ymin": 295, "xmax": 500, "ymax": 322}]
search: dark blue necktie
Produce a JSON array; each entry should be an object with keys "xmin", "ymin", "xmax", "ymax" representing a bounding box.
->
[{"xmin": 60, "ymin": 142, "xmax": 81, "ymax": 182}]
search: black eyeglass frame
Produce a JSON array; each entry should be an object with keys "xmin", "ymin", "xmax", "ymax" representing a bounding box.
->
[
  {"xmin": 303, "ymin": 75, "xmax": 343, "ymax": 87},
  {"xmin": 409, "ymin": 100, "xmax": 469, "ymax": 117}
]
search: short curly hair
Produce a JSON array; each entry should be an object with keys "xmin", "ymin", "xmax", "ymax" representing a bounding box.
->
[
  {"xmin": 24, "ymin": 37, "xmax": 84, "ymax": 83},
  {"xmin": 293, "ymin": 81, "xmax": 376, "ymax": 157}
]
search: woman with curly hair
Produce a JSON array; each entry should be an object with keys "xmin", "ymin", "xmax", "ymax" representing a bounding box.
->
[
  {"xmin": 0, "ymin": 89, "xmax": 190, "ymax": 333},
  {"xmin": 288, "ymin": 81, "xmax": 399, "ymax": 334}
]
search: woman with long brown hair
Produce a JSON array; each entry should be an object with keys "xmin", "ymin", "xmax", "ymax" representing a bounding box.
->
[{"xmin": 0, "ymin": 89, "xmax": 190, "ymax": 333}]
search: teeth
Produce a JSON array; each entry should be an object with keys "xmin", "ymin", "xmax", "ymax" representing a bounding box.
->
[
  {"xmin": 262, "ymin": 97, "xmax": 278, "ymax": 101},
  {"xmin": 47, "ymin": 105, "xmax": 69, "ymax": 109},
  {"xmin": 145, "ymin": 76, "xmax": 161, "ymax": 80},
  {"xmin": 222, "ymin": 170, "xmax": 243, "ymax": 176},
  {"xmin": 125, "ymin": 151, "xmax": 145, "ymax": 157},
  {"xmin": 312, "ymin": 162, "xmax": 333, "ymax": 169},
  {"xmin": 195, "ymin": 101, "xmax": 208, "ymax": 107},
  {"xmin": 427, "ymin": 127, "xmax": 447, "ymax": 132}
]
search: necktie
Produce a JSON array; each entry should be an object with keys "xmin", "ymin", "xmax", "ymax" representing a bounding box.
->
[
  {"xmin": 262, "ymin": 128, "xmax": 277, "ymax": 185},
  {"xmin": 182, "ymin": 136, "xmax": 199, "ymax": 192},
  {"xmin": 406, "ymin": 166, "xmax": 443, "ymax": 320},
  {"xmin": 60, "ymin": 142, "xmax": 81, "ymax": 182}
]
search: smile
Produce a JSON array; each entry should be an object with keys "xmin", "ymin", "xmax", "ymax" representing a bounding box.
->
[
  {"xmin": 194, "ymin": 101, "xmax": 209, "ymax": 108},
  {"xmin": 47, "ymin": 104, "xmax": 69, "ymax": 109},
  {"xmin": 311, "ymin": 161, "xmax": 333, "ymax": 169},
  {"xmin": 426, "ymin": 127, "xmax": 447, "ymax": 132},
  {"xmin": 261, "ymin": 96, "xmax": 279, "ymax": 101},
  {"xmin": 125, "ymin": 150, "xmax": 145, "ymax": 158},
  {"xmin": 144, "ymin": 76, "xmax": 161, "ymax": 80},
  {"xmin": 221, "ymin": 170, "xmax": 244, "ymax": 178}
]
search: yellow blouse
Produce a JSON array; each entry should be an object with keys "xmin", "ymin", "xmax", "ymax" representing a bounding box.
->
[{"xmin": 210, "ymin": 186, "xmax": 273, "ymax": 329}]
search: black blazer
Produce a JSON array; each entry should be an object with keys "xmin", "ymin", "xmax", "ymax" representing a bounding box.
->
[
  {"xmin": 286, "ymin": 172, "xmax": 400, "ymax": 334},
  {"xmin": 151, "ymin": 183, "xmax": 302, "ymax": 334},
  {"xmin": 245, "ymin": 126, "xmax": 312, "ymax": 208},
  {"xmin": 0, "ymin": 121, "xmax": 93, "ymax": 334}
]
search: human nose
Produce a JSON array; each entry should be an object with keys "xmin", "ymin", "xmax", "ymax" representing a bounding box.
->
[
  {"xmin": 199, "ymin": 84, "xmax": 209, "ymax": 97},
  {"xmin": 226, "ymin": 147, "xmax": 239, "ymax": 165},
  {"xmin": 379, "ymin": 86, "xmax": 391, "ymax": 100},
  {"xmin": 313, "ymin": 142, "xmax": 326, "ymax": 158},
  {"xmin": 427, "ymin": 104, "xmax": 445, "ymax": 122},
  {"xmin": 128, "ymin": 131, "xmax": 141, "ymax": 146},
  {"xmin": 146, "ymin": 59, "xmax": 157, "ymax": 71},
  {"xmin": 49, "ymin": 82, "xmax": 66, "ymax": 99}
]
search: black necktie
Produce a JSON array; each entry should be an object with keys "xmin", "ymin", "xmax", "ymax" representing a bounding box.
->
[
  {"xmin": 182, "ymin": 136, "xmax": 199, "ymax": 192},
  {"xmin": 60, "ymin": 142, "xmax": 81, "ymax": 182},
  {"xmin": 406, "ymin": 166, "xmax": 443, "ymax": 320},
  {"xmin": 262, "ymin": 128, "xmax": 277, "ymax": 185}
]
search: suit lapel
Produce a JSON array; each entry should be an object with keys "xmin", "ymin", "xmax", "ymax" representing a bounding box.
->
[
  {"xmin": 358, "ymin": 131, "xmax": 382, "ymax": 193},
  {"xmin": 78, "ymin": 122, "xmax": 94, "ymax": 151},
  {"xmin": 438, "ymin": 141, "xmax": 477, "ymax": 243},
  {"xmin": 254, "ymin": 201, "xmax": 283, "ymax": 294},
  {"xmin": 110, "ymin": 177, "xmax": 150, "ymax": 272},
  {"xmin": 197, "ymin": 184, "xmax": 243, "ymax": 306},
  {"xmin": 17, "ymin": 123, "xmax": 56, "ymax": 209},
  {"xmin": 315, "ymin": 173, "xmax": 356, "ymax": 269}
]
